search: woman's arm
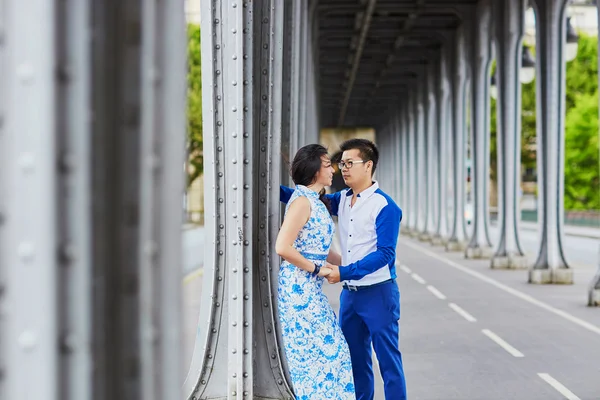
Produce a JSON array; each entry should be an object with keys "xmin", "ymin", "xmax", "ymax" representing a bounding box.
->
[
  {"xmin": 275, "ymin": 197, "xmax": 331, "ymax": 277},
  {"xmin": 327, "ymin": 249, "xmax": 342, "ymax": 265}
]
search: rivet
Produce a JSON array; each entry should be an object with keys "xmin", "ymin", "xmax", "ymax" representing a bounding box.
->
[
  {"xmin": 233, "ymin": 81, "xmax": 237, "ymax": 86},
  {"xmin": 261, "ymin": 146, "xmax": 266, "ymax": 152},
  {"xmin": 18, "ymin": 242, "xmax": 35, "ymax": 262},
  {"xmin": 244, "ymin": 184, "xmax": 249, "ymax": 189},
  {"xmin": 217, "ymin": 95, "xmax": 222, "ymax": 100},
  {"xmin": 233, "ymin": 132, "xmax": 238, "ymax": 138},
  {"xmin": 244, "ymin": 349, "xmax": 249, "ymax": 354},
  {"xmin": 219, "ymin": 224, "xmax": 224, "ymax": 229},
  {"xmin": 271, "ymin": 354, "xmax": 276, "ymax": 359},
  {"xmin": 244, "ymin": 241, "xmax": 249, "ymax": 246},
  {"xmin": 219, "ymin": 198, "xmax": 224, "ymax": 203},
  {"xmin": 233, "ymin": 373, "xmax": 237, "ymax": 378},
  {"xmin": 232, "ymin": 391, "xmax": 236, "ymax": 396},
  {"xmin": 243, "ymin": 80, "xmax": 249, "ymax": 86},
  {"xmin": 267, "ymin": 327, "xmax": 272, "ymax": 333},
  {"xmin": 218, "ymin": 276, "xmax": 223, "ymax": 281},
  {"xmin": 278, "ymin": 379, "xmax": 283, "ymax": 385},
  {"xmin": 233, "ymin": 214, "xmax": 237, "ymax": 218},
  {"xmin": 244, "ymin": 267, "xmax": 249, "ymax": 273},
  {"xmin": 232, "ymin": 349, "xmax": 237, "ymax": 354},
  {"xmin": 244, "ymin": 159, "xmax": 249, "ymax": 164},
  {"xmin": 261, "ymin": 198, "xmax": 265, "ymax": 203},
  {"xmin": 214, "ymin": 19, "xmax": 220, "ymax": 24},
  {"xmin": 232, "ymin": 159, "xmax": 238, "ymax": 164},
  {"xmin": 244, "ymin": 321, "xmax": 249, "ymax": 327},
  {"xmin": 201, "ymin": 380, "xmax": 206, "ymax": 384},
  {"xmin": 212, "ymin": 328, "xmax": 217, "ymax": 333},
  {"xmin": 243, "ymin": 55, "xmax": 248, "ymax": 60},
  {"xmin": 233, "ymin": 268, "xmax": 238, "ymax": 273},
  {"xmin": 216, "ymin": 303, "xmax": 220, "ymax": 307},
  {"xmin": 264, "ymin": 302, "xmax": 268, "ymax": 307},
  {"xmin": 233, "ymin": 55, "xmax": 238, "ymax": 60},
  {"xmin": 207, "ymin": 354, "xmax": 213, "ymax": 359},
  {"xmin": 19, "ymin": 153, "xmax": 35, "ymax": 173},
  {"xmin": 233, "ymin": 3, "xmax": 237, "ymax": 8},
  {"xmin": 232, "ymin": 29, "xmax": 237, "ymax": 34},
  {"xmin": 218, "ymin": 146, "xmax": 223, "ymax": 152},
  {"xmin": 216, "ymin": 70, "xmax": 221, "ymax": 75},
  {"xmin": 260, "ymin": 224, "xmax": 265, "ymax": 229},
  {"xmin": 243, "ymin": 373, "xmax": 248, "ymax": 377},
  {"xmin": 233, "ymin": 241, "xmax": 238, "ymax": 245},
  {"xmin": 243, "ymin": 132, "xmax": 249, "ymax": 138},
  {"xmin": 243, "ymin": 213, "xmax": 249, "ymax": 218},
  {"xmin": 18, "ymin": 331, "xmax": 37, "ymax": 350},
  {"xmin": 233, "ymin": 295, "xmax": 238, "ymax": 300},
  {"xmin": 262, "ymin": 95, "xmax": 267, "ymax": 100},
  {"xmin": 243, "ymin": 106, "xmax": 248, "ymax": 112},
  {"xmin": 263, "ymin": 44, "xmax": 268, "ymax": 49},
  {"xmin": 215, "ymin": 44, "xmax": 221, "ymax": 50},
  {"xmin": 217, "ymin": 121, "xmax": 222, "ymax": 126},
  {"xmin": 218, "ymin": 172, "xmax": 224, "ymax": 177},
  {"xmin": 263, "ymin": 18, "xmax": 269, "ymax": 23},
  {"xmin": 261, "ymin": 276, "xmax": 266, "ymax": 281},
  {"xmin": 17, "ymin": 64, "xmax": 35, "ymax": 84},
  {"xmin": 244, "ymin": 295, "xmax": 249, "ymax": 300},
  {"xmin": 233, "ymin": 321, "xmax": 238, "ymax": 326}
]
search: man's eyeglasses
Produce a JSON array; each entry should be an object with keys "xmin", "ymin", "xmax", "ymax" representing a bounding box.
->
[{"xmin": 338, "ymin": 160, "xmax": 367, "ymax": 169}]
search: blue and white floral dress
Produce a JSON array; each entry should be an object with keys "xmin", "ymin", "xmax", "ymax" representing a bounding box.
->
[{"xmin": 278, "ymin": 185, "xmax": 355, "ymax": 400}]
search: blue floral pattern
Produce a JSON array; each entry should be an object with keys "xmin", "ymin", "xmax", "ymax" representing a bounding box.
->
[{"xmin": 278, "ymin": 185, "xmax": 355, "ymax": 400}]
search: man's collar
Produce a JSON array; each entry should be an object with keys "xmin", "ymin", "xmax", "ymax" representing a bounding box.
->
[{"xmin": 345, "ymin": 181, "xmax": 379, "ymax": 198}]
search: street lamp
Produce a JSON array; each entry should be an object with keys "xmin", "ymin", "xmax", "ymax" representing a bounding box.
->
[
  {"xmin": 565, "ymin": 16, "xmax": 579, "ymax": 62},
  {"xmin": 490, "ymin": 72, "xmax": 497, "ymax": 100},
  {"xmin": 520, "ymin": 45, "xmax": 536, "ymax": 84}
]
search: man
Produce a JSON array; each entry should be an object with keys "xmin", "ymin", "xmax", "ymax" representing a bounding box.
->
[{"xmin": 280, "ymin": 139, "xmax": 406, "ymax": 400}]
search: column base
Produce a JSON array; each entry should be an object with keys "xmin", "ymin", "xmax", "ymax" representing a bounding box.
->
[
  {"xmin": 491, "ymin": 255, "xmax": 529, "ymax": 270},
  {"xmin": 409, "ymin": 230, "xmax": 421, "ymax": 239},
  {"xmin": 418, "ymin": 233, "xmax": 432, "ymax": 242},
  {"xmin": 528, "ymin": 268, "xmax": 574, "ymax": 284},
  {"xmin": 589, "ymin": 287, "xmax": 600, "ymax": 307},
  {"xmin": 465, "ymin": 246, "xmax": 494, "ymax": 259},
  {"xmin": 430, "ymin": 235, "xmax": 447, "ymax": 246},
  {"xmin": 445, "ymin": 240, "xmax": 466, "ymax": 252}
]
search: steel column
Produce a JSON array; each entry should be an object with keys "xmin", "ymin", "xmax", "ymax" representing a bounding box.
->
[
  {"xmin": 425, "ymin": 61, "xmax": 439, "ymax": 239},
  {"xmin": 589, "ymin": 1, "xmax": 600, "ymax": 306},
  {"xmin": 465, "ymin": 0, "xmax": 494, "ymax": 258},
  {"xmin": 491, "ymin": 0, "xmax": 529, "ymax": 269},
  {"xmin": 2, "ymin": 0, "xmax": 59, "ymax": 398},
  {"xmin": 139, "ymin": 0, "xmax": 187, "ymax": 398},
  {"xmin": 407, "ymin": 93, "xmax": 418, "ymax": 233},
  {"xmin": 432, "ymin": 44, "xmax": 453, "ymax": 245},
  {"xmin": 416, "ymin": 79, "xmax": 427, "ymax": 237},
  {"xmin": 529, "ymin": 0, "xmax": 573, "ymax": 284},
  {"xmin": 187, "ymin": 1, "xmax": 294, "ymax": 399},
  {"xmin": 446, "ymin": 25, "xmax": 469, "ymax": 251}
]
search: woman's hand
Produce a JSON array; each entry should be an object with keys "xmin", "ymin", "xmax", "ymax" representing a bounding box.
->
[{"xmin": 317, "ymin": 266, "xmax": 332, "ymax": 277}]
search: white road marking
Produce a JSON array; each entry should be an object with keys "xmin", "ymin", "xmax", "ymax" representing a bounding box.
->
[
  {"xmin": 537, "ymin": 373, "xmax": 581, "ymax": 400},
  {"xmin": 481, "ymin": 329, "xmax": 524, "ymax": 358},
  {"xmin": 401, "ymin": 239, "xmax": 600, "ymax": 336},
  {"xmin": 399, "ymin": 264, "xmax": 412, "ymax": 274},
  {"xmin": 427, "ymin": 285, "xmax": 447, "ymax": 300},
  {"xmin": 448, "ymin": 303, "xmax": 477, "ymax": 322},
  {"xmin": 411, "ymin": 273, "xmax": 426, "ymax": 284}
]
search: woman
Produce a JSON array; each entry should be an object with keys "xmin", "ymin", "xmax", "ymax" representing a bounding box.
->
[{"xmin": 275, "ymin": 144, "xmax": 355, "ymax": 400}]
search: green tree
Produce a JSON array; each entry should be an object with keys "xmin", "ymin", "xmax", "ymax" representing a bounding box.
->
[
  {"xmin": 564, "ymin": 91, "xmax": 600, "ymax": 210},
  {"xmin": 187, "ymin": 24, "xmax": 203, "ymax": 187}
]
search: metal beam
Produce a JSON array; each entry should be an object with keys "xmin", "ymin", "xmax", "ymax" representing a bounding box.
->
[{"xmin": 336, "ymin": 0, "xmax": 377, "ymax": 126}]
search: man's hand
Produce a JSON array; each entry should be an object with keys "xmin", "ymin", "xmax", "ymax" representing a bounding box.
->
[
  {"xmin": 317, "ymin": 266, "xmax": 332, "ymax": 278},
  {"xmin": 325, "ymin": 263, "xmax": 341, "ymax": 284}
]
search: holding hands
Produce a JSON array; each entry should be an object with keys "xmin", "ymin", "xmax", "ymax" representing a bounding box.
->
[{"xmin": 324, "ymin": 262, "xmax": 341, "ymax": 284}]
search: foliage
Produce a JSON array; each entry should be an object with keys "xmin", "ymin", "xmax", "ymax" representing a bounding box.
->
[
  {"xmin": 187, "ymin": 24, "xmax": 203, "ymax": 187},
  {"xmin": 564, "ymin": 91, "xmax": 600, "ymax": 209},
  {"xmin": 489, "ymin": 34, "xmax": 599, "ymax": 210}
]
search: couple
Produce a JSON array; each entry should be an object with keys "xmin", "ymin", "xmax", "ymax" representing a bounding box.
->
[{"xmin": 275, "ymin": 139, "xmax": 407, "ymax": 400}]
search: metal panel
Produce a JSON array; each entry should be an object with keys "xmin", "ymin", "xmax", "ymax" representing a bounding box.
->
[{"xmin": 3, "ymin": 0, "xmax": 59, "ymax": 398}]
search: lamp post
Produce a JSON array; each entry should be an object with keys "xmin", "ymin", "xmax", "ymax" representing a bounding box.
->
[
  {"xmin": 565, "ymin": 16, "xmax": 579, "ymax": 62},
  {"xmin": 520, "ymin": 44, "xmax": 536, "ymax": 84},
  {"xmin": 490, "ymin": 72, "xmax": 498, "ymax": 99}
]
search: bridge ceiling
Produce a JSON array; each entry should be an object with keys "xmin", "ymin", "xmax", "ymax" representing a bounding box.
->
[{"xmin": 317, "ymin": 0, "xmax": 478, "ymax": 128}]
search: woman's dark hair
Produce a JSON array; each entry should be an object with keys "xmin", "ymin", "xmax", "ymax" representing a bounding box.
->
[{"xmin": 291, "ymin": 144, "xmax": 332, "ymax": 214}]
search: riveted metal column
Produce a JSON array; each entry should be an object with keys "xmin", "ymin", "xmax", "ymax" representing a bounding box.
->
[
  {"xmin": 425, "ymin": 60, "xmax": 439, "ymax": 240},
  {"xmin": 446, "ymin": 25, "xmax": 469, "ymax": 251},
  {"xmin": 589, "ymin": 3, "xmax": 600, "ymax": 306},
  {"xmin": 491, "ymin": 0, "xmax": 528, "ymax": 269},
  {"xmin": 406, "ymin": 93, "xmax": 418, "ymax": 233},
  {"xmin": 139, "ymin": 0, "xmax": 186, "ymax": 398},
  {"xmin": 415, "ymin": 79, "xmax": 427, "ymax": 238},
  {"xmin": 2, "ymin": 0, "xmax": 59, "ymax": 398},
  {"xmin": 466, "ymin": 0, "xmax": 494, "ymax": 259},
  {"xmin": 187, "ymin": 1, "xmax": 294, "ymax": 399},
  {"xmin": 0, "ymin": 0, "xmax": 5, "ymax": 393},
  {"xmin": 401, "ymin": 102, "xmax": 410, "ymax": 226},
  {"xmin": 432, "ymin": 45, "xmax": 452, "ymax": 245},
  {"xmin": 529, "ymin": 0, "xmax": 573, "ymax": 284},
  {"xmin": 393, "ymin": 113, "xmax": 403, "ymax": 203}
]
